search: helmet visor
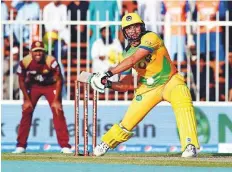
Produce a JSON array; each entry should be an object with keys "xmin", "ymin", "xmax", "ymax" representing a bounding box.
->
[{"xmin": 123, "ymin": 23, "xmax": 142, "ymax": 41}]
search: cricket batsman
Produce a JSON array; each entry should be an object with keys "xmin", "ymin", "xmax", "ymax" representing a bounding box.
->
[{"xmin": 90, "ymin": 13, "xmax": 200, "ymax": 157}]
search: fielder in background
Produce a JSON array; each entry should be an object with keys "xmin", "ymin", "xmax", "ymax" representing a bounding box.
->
[
  {"xmin": 12, "ymin": 41, "xmax": 72, "ymax": 154},
  {"xmin": 90, "ymin": 13, "xmax": 200, "ymax": 158}
]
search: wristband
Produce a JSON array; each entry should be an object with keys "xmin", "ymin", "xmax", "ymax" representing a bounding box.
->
[{"xmin": 105, "ymin": 71, "xmax": 113, "ymax": 77}]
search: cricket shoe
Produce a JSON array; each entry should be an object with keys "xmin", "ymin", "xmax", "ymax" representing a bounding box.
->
[
  {"xmin": 93, "ymin": 142, "xmax": 109, "ymax": 156},
  {"xmin": 181, "ymin": 144, "xmax": 197, "ymax": 158},
  {"xmin": 61, "ymin": 147, "xmax": 73, "ymax": 154},
  {"xmin": 12, "ymin": 147, "xmax": 26, "ymax": 154}
]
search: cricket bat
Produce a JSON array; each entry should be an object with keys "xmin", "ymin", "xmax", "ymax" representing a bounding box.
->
[{"xmin": 77, "ymin": 71, "xmax": 93, "ymax": 83}]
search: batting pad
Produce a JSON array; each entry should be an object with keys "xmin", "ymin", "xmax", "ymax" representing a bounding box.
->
[
  {"xmin": 102, "ymin": 124, "xmax": 133, "ymax": 149},
  {"xmin": 170, "ymin": 85, "xmax": 200, "ymax": 151}
]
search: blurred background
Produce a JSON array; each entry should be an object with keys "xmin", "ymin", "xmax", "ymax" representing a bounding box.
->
[{"xmin": 1, "ymin": 0, "xmax": 232, "ymax": 153}]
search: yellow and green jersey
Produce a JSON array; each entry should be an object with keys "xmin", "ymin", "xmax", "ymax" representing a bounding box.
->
[{"xmin": 122, "ymin": 31, "xmax": 177, "ymax": 94}]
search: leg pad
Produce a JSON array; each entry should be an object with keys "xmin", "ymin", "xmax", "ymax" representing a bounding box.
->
[{"xmin": 102, "ymin": 124, "xmax": 133, "ymax": 149}]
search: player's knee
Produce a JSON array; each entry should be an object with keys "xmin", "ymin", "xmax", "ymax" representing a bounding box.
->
[
  {"xmin": 51, "ymin": 108, "xmax": 64, "ymax": 116},
  {"xmin": 102, "ymin": 123, "xmax": 133, "ymax": 149},
  {"xmin": 120, "ymin": 121, "xmax": 133, "ymax": 131},
  {"xmin": 171, "ymin": 85, "xmax": 193, "ymax": 108},
  {"xmin": 22, "ymin": 108, "xmax": 34, "ymax": 114}
]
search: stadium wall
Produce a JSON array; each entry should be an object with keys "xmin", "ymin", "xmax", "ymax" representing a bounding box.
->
[{"xmin": 1, "ymin": 101, "xmax": 232, "ymax": 153}]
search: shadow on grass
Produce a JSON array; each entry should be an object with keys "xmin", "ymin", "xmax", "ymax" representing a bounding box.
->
[{"xmin": 211, "ymin": 153, "xmax": 232, "ymax": 157}]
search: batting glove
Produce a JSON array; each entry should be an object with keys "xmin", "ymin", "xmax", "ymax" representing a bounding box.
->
[{"xmin": 90, "ymin": 71, "xmax": 113, "ymax": 93}]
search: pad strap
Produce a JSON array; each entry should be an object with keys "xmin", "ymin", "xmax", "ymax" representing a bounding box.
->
[{"xmin": 102, "ymin": 124, "xmax": 133, "ymax": 149}]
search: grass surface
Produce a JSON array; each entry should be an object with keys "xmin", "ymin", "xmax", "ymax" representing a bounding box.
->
[{"xmin": 2, "ymin": 153, "xmax": 232, "ymax": 167}]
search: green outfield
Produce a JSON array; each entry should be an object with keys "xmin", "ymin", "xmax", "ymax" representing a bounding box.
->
[{"xmin": 2, "ymin": 153, "xmax": 232, "ymax": 167}]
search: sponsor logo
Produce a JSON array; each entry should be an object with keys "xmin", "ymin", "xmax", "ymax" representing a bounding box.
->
[
  {"xmin": 43, "ymin": 144, "xmax": 51, "ymax": 151},
  {"xmin": 200, "ymin": 145, "xmax": 218, "ymax": 153},
  {"xmin": 117, "ymin": 145, "xmax": 142, "ymax": 152},
  {"xmin": 118, "ymin": 145, "xmax": 126, "ymax": 151},
  {"xmin": 169, "ymin": 146, "xmax": 180, "ymax": 152},
  {"xmin": 144, "ymin": 145, "xmax": 167, "ymax": 152},
  {"xmin": 144, "ymin": 145, "xmax": 152, "ymax": 152}
]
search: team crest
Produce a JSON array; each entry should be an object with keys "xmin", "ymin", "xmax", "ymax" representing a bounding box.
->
[
  {"xmin": 126, "ymin": 16, "xmax": 132, "ymax": 21},
  {"xmin": 187, "ymin": 138, "xmax": 191, "ymax": 143},
  {"xmin": 35, "ymin": 42, "xmax": 41, "ymax": 47},
  {"xmin": 136, "ymin": 95, "xmax": 142, "ymax": 101}
]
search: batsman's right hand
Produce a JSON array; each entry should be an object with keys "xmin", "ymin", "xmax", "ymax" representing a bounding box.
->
[
  {"xmin": 90, "ymin": 72, "xmax": 106, "ymax": 93},
  {"xmin": 22, "ymin": 100, "xmax": 33, "ymax": 111}
]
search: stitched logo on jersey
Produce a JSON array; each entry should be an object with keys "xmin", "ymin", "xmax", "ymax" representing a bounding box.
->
[
  {"xmin": 28, "ymin": 71, "xmax": 37, "ymax": 74},
  {"xmin": 43, "ymin": 69, "xmax": 49, "ymax": 74},
  {"xmin": 35, "ymin": 74, "xmax": 44, "ymax": 82},
  {"xmin": 144, "ymin": 41, "xmax": 154, "ymax": 47},
  {"xmin": 123, "ymin": 47, "xmax": 153, "ymax": 70},
  {"xmin": 137, "ymin": 54, "xmax": 152, "ymax": 69},
  {"xmin": 139, "ymin": 57, "xmax": 171, "ymax": 88},
  {"xmin": 145, "ymin": 54, "xmax": 152, "ymax": 63},
  {"xmin": 136, "ymin": 95, "xmax": 142, "ymax": 101}
]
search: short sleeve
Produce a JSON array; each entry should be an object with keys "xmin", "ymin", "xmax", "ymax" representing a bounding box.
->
[
  {"xmin": 120, "ymin": 69, "xmax": 132, "ymax": 75},
  {"xmin": 50, "ymin": 60, "xmax": 61, "ymax": 75},
  {"xmin": 17, "ymin": 62, "xmax": 26, "ymax": 77},
  {"xmin": 139, "ymin": 32, "xmax": 163, "ymax": 53},
  {"xmin": 120, "ymin": 50, "xmax": 132, "ymax": 75},
  {"xmin": 51, "ymin": 60, "xmax": 58, "ymax": 69},
  {"xmin": 46, "ymin": 55, "xmax": 59, "ymax": 70}
]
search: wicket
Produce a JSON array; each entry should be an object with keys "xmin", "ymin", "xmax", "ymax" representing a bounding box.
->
[{"xmin": 74, "ymin": 80, "xmax": 97, "ymax": 156}]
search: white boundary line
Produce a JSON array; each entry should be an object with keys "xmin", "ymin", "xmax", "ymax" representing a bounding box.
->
[{"xmin": 1, "ymin": 100, "xmax": 232, "ymax": 107}]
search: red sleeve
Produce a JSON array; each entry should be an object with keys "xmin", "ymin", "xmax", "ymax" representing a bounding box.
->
[
  {"xmin": 50, "ymin": 59, "xmax": 61, "ymax": 76},
  {"xmin": 17, "ymin": 61, "xmax": 26, "ymax": 77}
]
